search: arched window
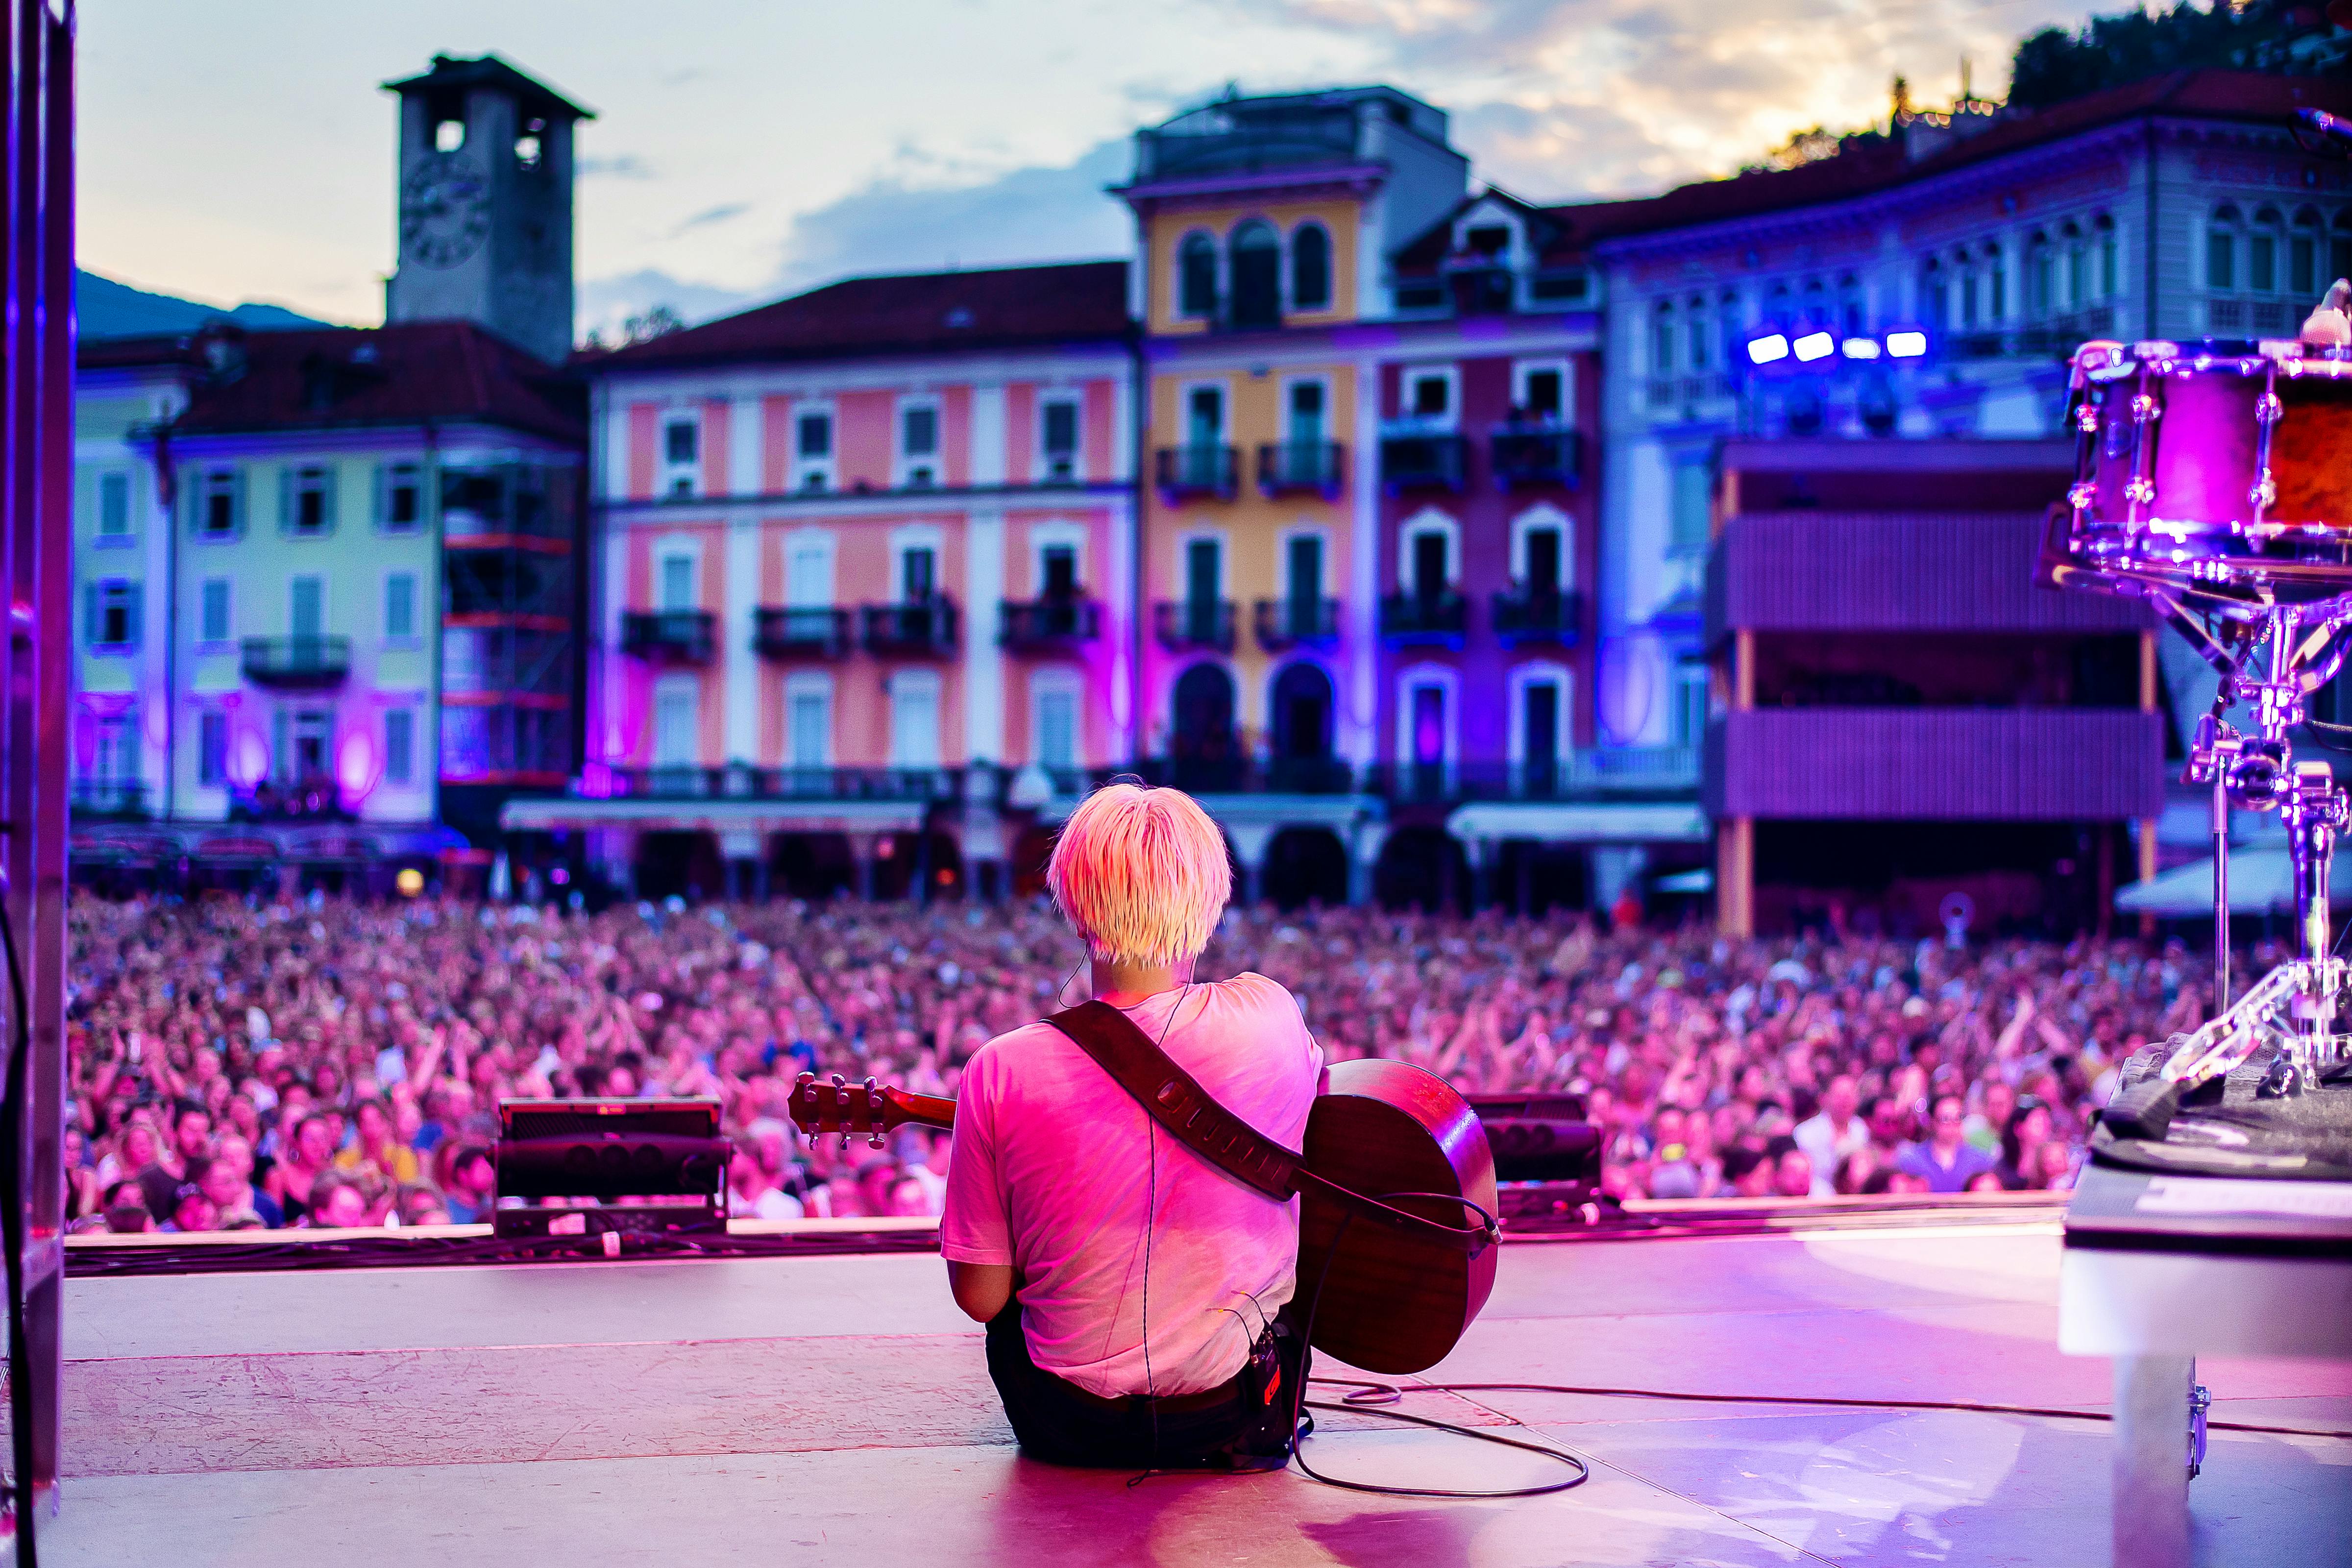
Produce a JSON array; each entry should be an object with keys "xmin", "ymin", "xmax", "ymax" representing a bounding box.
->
[
  {"xmin": 1767, "ymin": 280, "xmax": 1791, "ymax": 324},
  {"xmin": 1651, "ymin": 299, "xmax": 1675, "ymax": 374},
  {"xmin": 1800, "ymin": 276, "xmax": 1825, "ymax": 325},
  {"xmin": 2293, "ymin": 207, "xmax": 2324, "ymax": 298},
  {"xmin": 1290, "ymin": 222, "xmax": 1331, "ymax": 311},
  {"xmin": 1687, "ymin": 294, "xmax": 1710, "ymax": 370},
  {"xmin": 1177, "ymin": 231, "xmax": 1218, "ymax": 319},
  {"xmin": 2061, "ymin": 221, "xmax": 2086, "ymax": 310},
  {"xmin": 2333, "ymin": 210, "xmax": 2352, "ymax": 288},
  {"xmin": 1984, "ymin": 241, "xmax": 2008, "ymax": 321},
  {"xmin": 2252, "ymin": 207, "xmax": 2283, "ymax": 294},
  {"xmin": 1719, "ymin": 289, "xmax": 1742, "ymax": 366},
  {"xmin": 2208, "ymin": 205, "xmax": 2241, "ymax": 293},
  {"xmin": 1836, "ymin": 273, "xmax": 1862, "ymax": 335},
  {"xmin": 1956, "ymin": 247, "xmax": 1980, "ymax": 328},
  {"xmin": 2095, "ymin": 215, "xmax": 2119, "ymax": 299},
  {"xmin": 1921, "ymin": 256, "xmax": 1945, "ymax": 328},
  {"xmin": 1229, "ymin": 220, "xmax": 1280, "ymax": 329}
]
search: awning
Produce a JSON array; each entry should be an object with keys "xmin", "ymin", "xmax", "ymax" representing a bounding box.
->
[
  {"xmin": 2116, "ymin": 847, "xmax": 2341, "ymax": 915},
  {"xmin": 498, "ymin": 795, "xmax": 930, "ymax": 836},
  {"xmin": 1447, "ymin": 801, "xmax": 1709, "ymax": 845}
]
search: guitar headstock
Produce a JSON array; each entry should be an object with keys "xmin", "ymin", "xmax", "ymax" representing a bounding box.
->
[{"xmin": 788, "ymin": 1072, "xmax": 920, "ymax": 1149}]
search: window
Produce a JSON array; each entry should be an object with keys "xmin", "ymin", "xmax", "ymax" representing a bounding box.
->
[
  {"xmin": 1520, "ymin": 680, "xmax": 1561, "ymax": 794},
  {"xmin": 888, "ymin": 670, "xmax": 941, "ymax": 769},
  {"xmin": 290, "ymin": 575, "xmax": 324, "ymax": 639},
  {"xmin": 434, "ymin": 116, "xmax": 465, "ymax": 152},
  {"xmin": 786, "ymin": 675, "xmax": 833, "ymax": 768},
  {"xmin": 1286, "ymin": 534, "xmax": 1323, "ymax": 609},
  {"xmin": 1041, "ymin": 399, "xmax": 1080, "ymax": 482},
  {"xmin": 1523, "ymin": 524, "xmax": 1564, "ymax": 590},
  {"xmin": 279, "ymin": 709, "xmax": 330, "ymax": 782},
  {"xmin": 1182, "ymin": 537, "xmax": 1222, "ymax": 640},
  {"xmin": 2098, "ymin": 216, "xmax": 2120, "ymax": 298},
  {"xmin": 1986, "ymin": 245, "xmax": 2007, "ymax": 320},
  {"xmin": 653, "ymin": 679, "xmax": 698, "ymax": 767},
  {"xmin": 377, "ymin": 462, "xmax": 423, "ymax": 532},
  {"xmin": 2027, "ymin": 236, "xmax": 2053, "ymax": 318},
  {"xmin": 786, "ymin": 533, "xmax": 833, "ymax": 608},
  {"xmin": 1410, "ymin": 684, "xmax": 1447, "ymax": 775},
  {"xmin": 2209, "ymin": 209, "xmax": 2239, "ymax": 292},
  {"xmin": 662, "ymin": 416, "xmax": 699, "ymax": 497},
  {"xmin": 2293, "ymin": 209, "xmax": 2323, "ymax": 298},
  {"xmin": 1291, "ymin": 222, "xmax": 1331, "ymax": 310},
  {"xmin": 1033, "ymin": 676, "xmax": 1078, "ymax": 771},
  {"xmin": 198, "ymin": 711, "xmax": 227, "ymax": 787},
  {"xmin": 1672, "ymin": 662, "xmax": 1710, "ymax": 747},
  {"xmin": 88, "ymin": 580, "xmax": 137, "ymax": 648},
  {"xmin": 1670, "ymin": 462, "xmax": 1712, "ymax": 553},
  {"xmin": 1041, "ymin": 542, "xmax": 1078, "ymax": 598},
  {"xmin": 659, "ymin": 554, "xmax": 695, "ymax": 612},
  {"xmin": 1651, "ymin": 301, "xmax": 1675, "ymax": 374},
  {"xmin": 385, "ymin": 572, "xmax": 417, "ymax": 640},
  {"xmin": 97, "ymin": 471, "xmax": 130, "ymax": 539},
  {"xmin": 195, "ymin": 467, "xmax": 242, "ymax": 539},
  {"xmin": 1690, "ymin": 296, "xmax": 1714, "ymax": 369},
  {"xmin": 385, "ymin": 709, "xmax": 415, "ymax": 785},
  {"xmin": 2252, "ymin": 209, "xmax": 2282, "ymax": 294},
  {"xmin": 1406, "ymin": 370, "xmax": 1452, "ymax": 421},
  {"xmin": 2334, "ymin": 212, "xmax": 2352, "ymax": 290},
  {"xmin": 1921, "ymin": 257, "xmax": 1947, "ymax": 329},
  {"xmin": 901, "ymin": 404, "xmax": 939, "ymax": 488},
  {"xmin": 199, "ymin": 578, "xmax": 230, "ymax": 644},
  {"xmin": 901, "ymin": 545, "xmax": 936, "ymax": 603},
  {"xmin": 285, "ymin": 465, "xmax": 334, "ymax": 537},
  {"xmin": 1410, "ymin": 530, "xmax": 1449, "ymax": 597},
  {"xmin": 1230, "ymin": 220, "xmax": 1281, "ymax": 329},
  {"xmin": 1287, "ymin": 381, "xmax": 1325, "ymax": 446},
  {"xmin": 1515, "ymin": 361, "xmax": 1568, "ymax": 422},
  {"xmin": 1177, "ymin": 231, "xmax": 1219, "ymax": 318},
  {"xmin": 796, "ymin": 408, "xmax": 833, "ymax": 492}
]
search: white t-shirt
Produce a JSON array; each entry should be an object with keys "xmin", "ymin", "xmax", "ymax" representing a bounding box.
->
[
  {"xmin": 1792, "ymin": 1111, "xmax": 1870, "ymax": 1196},
  {"xmin": 941, "ymin": 973, "xmax": 1323, "ymax": 1398}
]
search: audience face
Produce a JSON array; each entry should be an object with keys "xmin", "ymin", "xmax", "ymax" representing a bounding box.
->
[
  {"xmin": 1773, "ymin": 1149, "xmax": 1814, "ymax": 1198},
  {"xmin": 1928, "ymin": 1096, "xmax": 1967, "ymax": 1151},
  {"xmin": 66, "ymin": 890, "xmax": 2165, "ymax": 1219}
]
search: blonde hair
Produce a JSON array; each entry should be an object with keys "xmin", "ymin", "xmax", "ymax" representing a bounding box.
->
[{"xmin": 1046, "ymin": 783, "xmax": 1230, "ymax": 968}]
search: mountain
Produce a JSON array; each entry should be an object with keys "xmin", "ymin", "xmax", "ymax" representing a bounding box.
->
[{"xmin": 75, "ymin": 269, "xmax": 333, "ymax": 342}]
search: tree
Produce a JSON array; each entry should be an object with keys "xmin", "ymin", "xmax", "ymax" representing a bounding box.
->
[{"xmin": 2009, "ymin": 2, "xmax": 2314, "ymax": 112}]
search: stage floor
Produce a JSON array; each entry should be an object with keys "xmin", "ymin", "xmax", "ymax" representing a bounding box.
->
[{"xmin": 43, "ymin": 1215, "xmax": 2352, "ymax": 1566}]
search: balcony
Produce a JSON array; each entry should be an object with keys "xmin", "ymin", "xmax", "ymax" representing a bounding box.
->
[
  {"xmin": 1378, "ymin": 431, "xmax": 1468, "ymax": 494},
  {"xmin": 1132, "ymin": 756, "xmax": 1359, "ymax": 795},
  {"xmin": 861, "ymin": 598, "xmax": 959, "ymax": 658},
  {"xmin": 1368, "ymin": 749, "xmax": 1701, "ymax": 805},
  {"xmin": 1154, "ymin": 599, "xmax": 1236, "ymax": 653},
  {"xmin": 607, "ymin": 765, "xmax": 964, "ymax": 803},
  {"xmin": 241, "ymin": 636, "xmax": 351, "ymax": 688},
  {"xmin": 1256, "ymin": 440, "xmax": 1345, "ymax": 498},
  {"xmin": 753, "ymin": 606, "xmax": 853, "ymax": 660},
  {"xmin": 1155, "ymin": 444, "xmax": 1238, "ymax": 502},
  {"xmin": 621, "ymin": 611, "xmax": 715, "ymax": 663},
  {"xmin": 1378, "ymin": 589, "xmax": 1467, "ymax": 646},
  {"xmin": 71, "ymin": 780, "xmax": 149, "ymax": 820},
  {"xmin": 1706, "ymin": 710, "xmax": 2163, "ymax": 820},
  {"xmin": 1492, "ymin": 587, "xmax": 1583, "ymax": 648},
  {"xmin": 999, "ymin": 596, "xmax": 1101, "ymax": 652},
  {"xmin": 1490, "ymin": 427, "xmax": 1580, "ymax": 491},
  {"xmin": 1254, "ymin": 597, "xmax": 1340, "ymax": 651},
  {"xmin": 228, "ymin": 775, "xmax": 352, "ymax": 823}
]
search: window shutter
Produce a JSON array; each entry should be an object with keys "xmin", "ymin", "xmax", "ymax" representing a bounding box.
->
[
  {"xmin": 127, "ymin": 583, "xmax": 144, "ymax": 649},
  {"xmin": 230, "ymin": 468, "xmax": 246, "ymax": 536},
  {"xmin": 320, "ymin": 467, "xmax": 338, "ymax": 534},
  {"xmin": 277, "ymin": 467, "xmax": 293, "ymax": 537},
  {"xmin": 371, "ymin": 463, "xmax": 387, "ymax": 530},
  {"xmin": 81, "ymin": 583, "xmax": 96, "ymax": 646}
]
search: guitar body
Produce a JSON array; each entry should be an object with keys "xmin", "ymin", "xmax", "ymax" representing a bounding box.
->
[
  {"xmin": 787, "ymin": 1054, "xmax": 1499, "ymax": 1377},
  {"xmin": 1296, "ymin": 1058, "xmax": 1498, "ymax": 1376}
]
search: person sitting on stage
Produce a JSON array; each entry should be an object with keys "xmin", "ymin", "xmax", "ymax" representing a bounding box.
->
[{"xmin": 940, "ymin": 782, "xmax": 1323, "ymax": 1470}]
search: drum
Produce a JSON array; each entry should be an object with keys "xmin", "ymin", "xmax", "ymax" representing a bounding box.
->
[{"xmin": 2062, "ymin": 339, "xmax": 2352, "ymax": 599}]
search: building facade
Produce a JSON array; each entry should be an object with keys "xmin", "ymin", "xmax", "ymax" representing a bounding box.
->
[{"xmin": 520, "ymin": 263, "xmax": 1138, "ymax": 900}]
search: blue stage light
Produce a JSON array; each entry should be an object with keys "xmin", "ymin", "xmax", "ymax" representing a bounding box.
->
[
  {"xmin": 1841, "ymin": 337, "xmax": 1882, "ymax": 360},
  {"xmin": 1747, "ymin": 333, "xmax": 1789, "ymax": 366},
  {"xmin": 1793, "ymin": 330, "xmax": 1834, "ymax": 362},
  {"xmin": 1886, "ymin": 330, "xmax": 1928, "ymax": 358}
]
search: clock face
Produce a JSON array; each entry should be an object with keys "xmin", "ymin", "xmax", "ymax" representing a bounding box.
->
[{"xmin": 400, "ymin": 153, "xmax": 490, "ymax": 270}]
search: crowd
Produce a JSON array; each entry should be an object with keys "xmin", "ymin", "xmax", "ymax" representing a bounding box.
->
[{"xmin": 62, "ymin": 889, "xmax": 2219, "ymax": 1233}]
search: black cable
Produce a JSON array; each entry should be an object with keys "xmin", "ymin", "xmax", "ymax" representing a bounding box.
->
[
  {"xmin": 1286, "ymin": 1204, "xmax": 1589, "ymax": 1498},
  {"xmin": 0, "ymin": 881, "xmax": 39, "ymax": 1566}
]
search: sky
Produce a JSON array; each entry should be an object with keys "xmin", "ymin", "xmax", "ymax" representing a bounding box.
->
[{"xmin": 78, "ymin": 0, "xmax": 2104, "ymax": 342}]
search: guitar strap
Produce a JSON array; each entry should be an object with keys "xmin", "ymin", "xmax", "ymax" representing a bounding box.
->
[{"xmin": 1044, "ymin": 999, "xmax": 1494, "ymax": 1256}]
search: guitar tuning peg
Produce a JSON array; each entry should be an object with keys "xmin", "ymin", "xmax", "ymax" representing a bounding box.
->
[
  {"xmin": 867, "ymin": 1132, "xmax": 886, "ymax": 1150},
  {"xmin": 831, "ymin": 1073, "xmax": 847, "ymax": 1088}
]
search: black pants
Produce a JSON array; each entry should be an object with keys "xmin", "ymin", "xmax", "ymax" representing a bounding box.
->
[{"xmin": 983, "ymin": 1302, "xmax": 1309, "ymax": 1470}]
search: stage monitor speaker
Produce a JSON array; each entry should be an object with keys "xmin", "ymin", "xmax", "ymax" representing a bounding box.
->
[
  {"xmin": 494, "ymin": 1098, "xmax": 730, "ymax": 1239},
  {"xmin": 1466, "ymin": 1093, "xmax": 1604, "ymax": 1222}
]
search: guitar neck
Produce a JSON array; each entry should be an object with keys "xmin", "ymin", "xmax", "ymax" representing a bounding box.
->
[{"xmin": 891, "ymin": 1089, "xmax": 957, "ymax": 1132}]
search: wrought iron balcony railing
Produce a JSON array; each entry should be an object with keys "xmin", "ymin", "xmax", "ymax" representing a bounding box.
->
[
  {"xmin": 861, "ymin": 598, "xmax": 959, "ymax": 657},
  {"xmin": 1378, "ymin": 431, "xmax": 1468, "ymax": 494},
  {"xmin": 70, "ymin": 779, "xmax": 149, "ymax": 819},
  {"xmin": 1490, "ymin": 426, "xmax": 1580, "ymax": 490},
  {"xmin": 754, "ymin": 606, "xmax": 853, "ymax": 660},
  {"xmin": 610, "ymin": 765, "xmax": 965, "ymax": 803},
  {"xmin": 621, "ymin": 610, "xmax": 716, "ymax": 663},
  {"xmin": 1377, "ymin": 589, "xmax": 1467, "ymax": 645},
  {"xmin": 1155, "ymin": 444, "xmax": 1238, "ymax": 501},
  {"xmin": 1255, "ymin": 440, "xmax": 1344, "ymax": 498},
  {"xmin": 241, "ymin": 636, "xmax": 352, "ymax": 687},
  {"xmin": 1253, "ymin": 596, "xmax": 1340, "ymax": 650},
  {"xmin": 1153, "ymin": 599, "xmax": 1236, "ymax": 652},
  {"xmin": 999, "ymin": 596, "xmax": 1101, "ymax": 650},
  {"xmin": 1491, "ymin": 587, "xmax": 1584, "ymax": 647}
]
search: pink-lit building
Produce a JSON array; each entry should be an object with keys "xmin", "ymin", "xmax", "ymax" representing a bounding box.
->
[{"xmin": 515, "ymin": 263, "xmax": 1137, "ymax": 898}]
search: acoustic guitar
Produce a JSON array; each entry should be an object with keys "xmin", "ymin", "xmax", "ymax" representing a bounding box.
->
[{"xmin": 787, "ymin": 1056, "xmax": 1498, "ymax": 1375}]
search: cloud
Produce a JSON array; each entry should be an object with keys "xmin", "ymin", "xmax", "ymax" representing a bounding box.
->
[
  {"xmin": 575, "ymin": 267, "xmax": 763, "ymax": 343},
  {"xmin": 764, "ymin": 136, "xmax": 1135, "ymax": 295},
  {"xmin": 578, "ymin": 153, "xmax": 655, "ymax": 180},
  {"xmin": 672, "ymin": 201, "xmax": 752, "ymax": 236}
]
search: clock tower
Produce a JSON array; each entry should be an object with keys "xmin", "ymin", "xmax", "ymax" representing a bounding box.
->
[{"xmin": 383, "ymin": 55, "xmax": 591, "ymax": 365}]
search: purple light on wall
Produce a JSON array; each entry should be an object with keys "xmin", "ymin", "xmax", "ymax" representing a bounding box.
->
[
  {"xmin": 229, "ymin": 730, "xmax": 270, "ymax": 788},
  {"xmin": 337, "ymin": 730, "xmax": 379, "ymax": 797}
]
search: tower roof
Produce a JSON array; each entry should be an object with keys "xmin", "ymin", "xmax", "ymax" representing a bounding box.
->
[{"xmin": 381, "ymin": 53, "xmax": 594, "ymax": 123}]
